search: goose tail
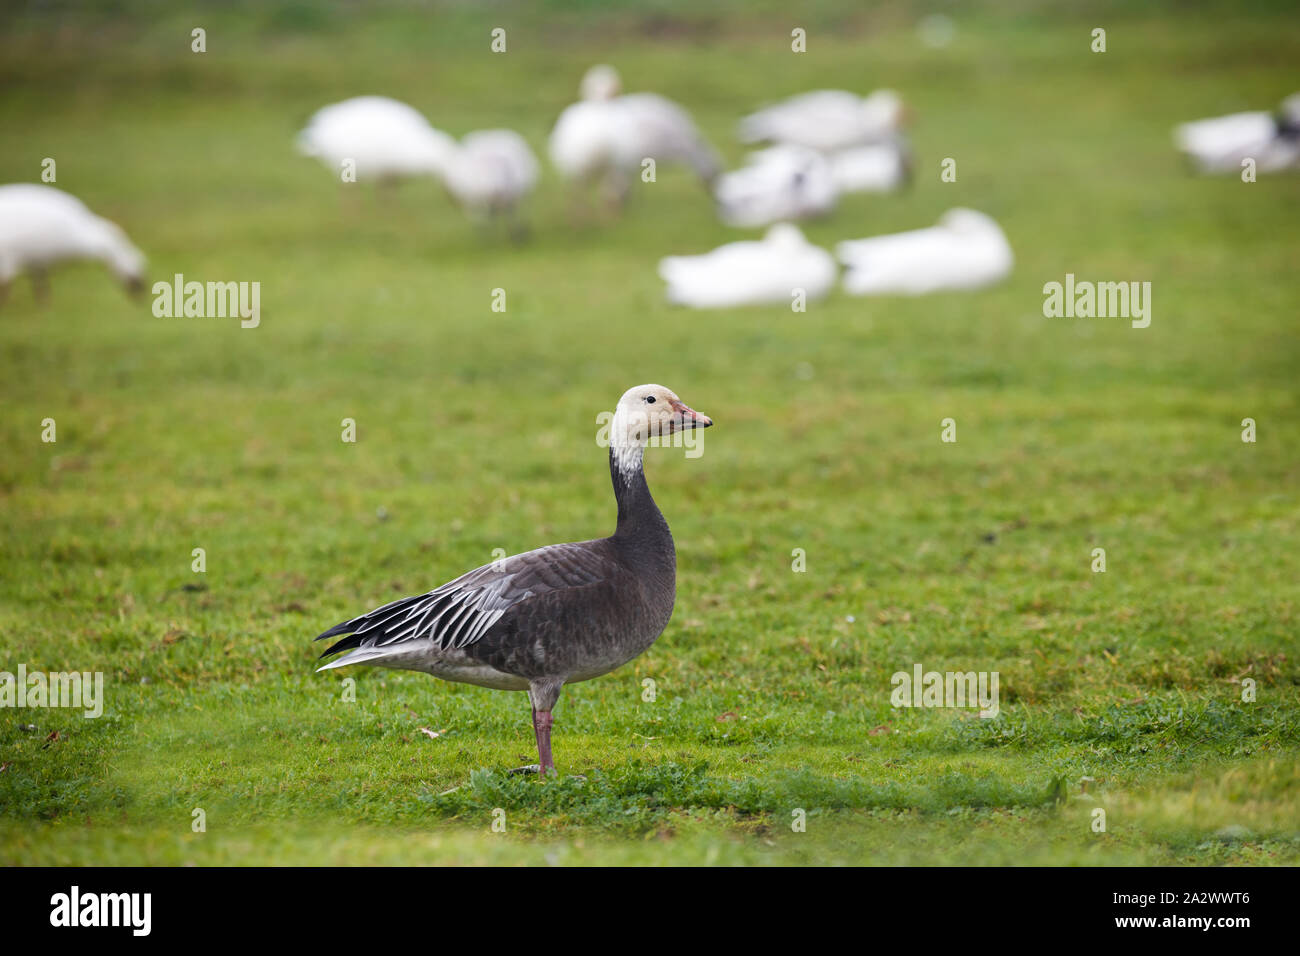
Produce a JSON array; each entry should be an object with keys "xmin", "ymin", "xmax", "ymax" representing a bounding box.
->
[
  {"xmin": 315, "ymin": 645, "xmax": 407, "ymax": 672},
  {"xmin": 313, "ymin": 592, "xmax": 429, "ymax": 661},
  {"xmin": 295, "ymin": 127, "xmax": 322, "ymax": 158}
]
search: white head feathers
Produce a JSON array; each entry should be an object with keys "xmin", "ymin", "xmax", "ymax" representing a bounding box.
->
[{"xmin": 606, "ymin": 384, "xmax": 713, "ymax": 477}]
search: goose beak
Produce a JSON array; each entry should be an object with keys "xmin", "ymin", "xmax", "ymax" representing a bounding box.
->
[{"xmin": 669, "ymin": 398, "xmax": 713, "ymax": 431}]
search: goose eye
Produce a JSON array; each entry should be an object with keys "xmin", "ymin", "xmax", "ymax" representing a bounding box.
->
[{"xmin": 645, "ymin": 396, "xmax": 656, "ymax": 404}]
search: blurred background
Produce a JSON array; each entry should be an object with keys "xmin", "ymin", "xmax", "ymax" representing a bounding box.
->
[{"xmin": 0, "ymin": 0, "xmax": 1297, "ymax": 865}]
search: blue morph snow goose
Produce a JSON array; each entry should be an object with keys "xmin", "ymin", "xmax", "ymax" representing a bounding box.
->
[
  {"xmin": 315, "ymin": 385, "xmax": 713, "ymax": 778},
  {"xmin": 0, "ymin": 184, "xmax": 146, "ymax": 305}
]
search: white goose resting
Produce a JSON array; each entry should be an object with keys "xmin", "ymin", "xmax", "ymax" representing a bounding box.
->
[
  {"xmin": 714, "ymin": 145, "xmax": 840, "ymax": 228},
  {"xmin": 0, "ymin": 184, "xmax": 146, "ymax": 305},
  {"xmin": 1174, "ymin": 93, "xmax": 1300, "ymax": 174},
  {"xmin": 836, "ymin": 208, "xmax": 1013, "ymax": 296},
  {"xmin": 659, "ymin": 223, "xmax": 837, "ymax": 308},
  {"xmin": 827, "ymin": 139, "xmax": 912, "ymax": 194},
  {"xmin": 316, "ymin": 384, "xmax": 713, "ymax": 779},
  {"xmin": 549, "ymin": 64, "xmax": 721, "ymax": 208},
  {"xmin": 739, "ymin": 89, "xmax": 906, "ymax": 152}
]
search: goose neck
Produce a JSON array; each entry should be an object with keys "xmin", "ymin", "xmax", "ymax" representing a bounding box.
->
[{"xmin": 609, "ymin": 446, "xmax": 670, "ymax": 545}]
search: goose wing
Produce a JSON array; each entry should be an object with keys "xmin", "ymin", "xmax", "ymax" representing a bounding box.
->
[
  {"xmin": 315, "ymin": 541, "xmax": 618, "ymax": 659},
  {"xmin": 617, "ymin": 94, "xmax": 720, "ymax": 182}
]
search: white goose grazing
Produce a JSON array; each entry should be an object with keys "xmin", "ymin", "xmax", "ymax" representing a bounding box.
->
[
  {"xmin": 297, "ymin": 95, "xmax": 456, "ymax": 182},
  {"xmin": 1174, "ymin": 93, "xmax": 1300, "ymax": 174},
  {"xmin": 316, "ymin": 384, "xmax": 713, "ymax": 779},
  {"xmin": 0, "ymin": 184, "xmax": 146, "ymax": 305},
  {"xmin": 299, "ymin": 98, "xmax": 537, "ymax": 231},
  {"xmin": 739, "ymin": 89, "xmax": 906, "ymax": 153},
  {"xmin": 836, "ymin": 208, "xmax": 1013, "ymax": 296},
  {"xmin": 714, "ymin": 145, "xmax": 840, "ymax": 228},
  {"xmin": 549, "ymin": 64, "xmax": 721, "ymax": 207},
  {"xmin": 659, "ymin": 223, "xmax": 837, "ymax": 308},
  {"xmin": 439, "ymin": 129, "xmax": 540, "ymax": 235}
]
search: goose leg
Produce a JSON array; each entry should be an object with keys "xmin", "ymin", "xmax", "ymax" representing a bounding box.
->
[
  {"xmin": 604, "ymin": 173, "xmax": 630, "ymax": 219},
  {"xmin": 527, "ymin": 679, "xmax": 563, "ymax": 779},
  {"xmin": 30, "ymin": 269, "xmax": 50, "ymax": 305},
  {"xmin": 533, "ymin": 710, "xmax": 554, "ymax": 777},
  {"xmin": 506, "ymin": 205, "xmax": 530, "ymax": 245},
  {"xmin": 470, "ymin": 209, "xmax": 494, "ymax": 243},
  {"xmin": 565, "ymin": 183, "xmax": 592, "ymax": 227}
]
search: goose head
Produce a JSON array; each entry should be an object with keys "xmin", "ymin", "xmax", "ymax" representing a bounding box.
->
[
  {"xmin": 763, "ymin": 222, "xmax": 811, "ymax": 248},
  {"xmin": 100, "ymin": 222, "xmax": 147, "ymax": 297},
  {"xmin": 580, "ymin": 64, "xmax": 623, "ymax": 101},
  {"xmin": 1277, "ymin": 93, "xmax": 1300, "ymax": 136},
  {"xmin": 607, "ymin": 384, "xmax": 712, "ymax": 473},
  {"xmin": 939, "ymin": 207, "xmax": 998, "ymax": 235},
  {"xmin": 862, "ymin": 89, "xmax": 908, "ymax": 129}
]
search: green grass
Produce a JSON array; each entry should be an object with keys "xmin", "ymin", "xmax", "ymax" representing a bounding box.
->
[{"xmin": 1, "ymin": 0, "xmax": 1298, "ymax": 865}]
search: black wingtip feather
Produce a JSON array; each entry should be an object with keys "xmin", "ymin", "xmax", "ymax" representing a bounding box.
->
[
  {"xmin": 314, "ymin": 616, "xmax": 364, "ymax": 660},
  {"xmin": 317, "ymin": 633, "xmax": 364, "ymax": 659},
  {"xmin": 314, "ymin": 620, "xmax": 356, "ymax": 642}
]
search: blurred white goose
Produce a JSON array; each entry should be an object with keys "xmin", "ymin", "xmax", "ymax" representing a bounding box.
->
[
  {"xmin": 1174, "ymin": 93, "xmax": 1300, "ymax": 174},
  {"xmin": 549, "ymin": 65, "xmax": 721, "ymax": 206},
  {"xmin": 297, "ymin": 95, "xmax": 455, "ymax": 182},
  {"xmin": 299, "ymin": 98, "xmax": 537, "ymax": 230},
  {"xmin": 659, "ymin": 223, "xmax": 837, "ymax": 308},
  {"xmin": 827, "ymin": 139, "xmax": 912, "ymax": 193},
  {"xmin": 439, "ymin": 129, "xmax": 540, "ymax": 233},
  {"xmin": 0, "ymin": 184, "xmax": 146, "ymax": 305},
  {"xmin": 714, "ymin": 145, "xmax": 839, "ymax": 227},
  {"xmin": 739, "ymin": 89, "xmax": 906, "ymax": 152},
  {"xmin": 837, "ymin": 208, "xmax": 1012, "ymax": 296}
]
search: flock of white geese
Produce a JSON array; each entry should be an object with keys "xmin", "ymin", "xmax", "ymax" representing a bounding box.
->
[{"xmin": 2, "ymin": 70, "xmax": 1297, "ymax": 309}]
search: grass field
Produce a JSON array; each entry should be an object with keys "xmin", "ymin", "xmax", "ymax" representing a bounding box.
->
[{"xmin": 1, "ymin": 0, "xmax": 1298, "ymax": 865}]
